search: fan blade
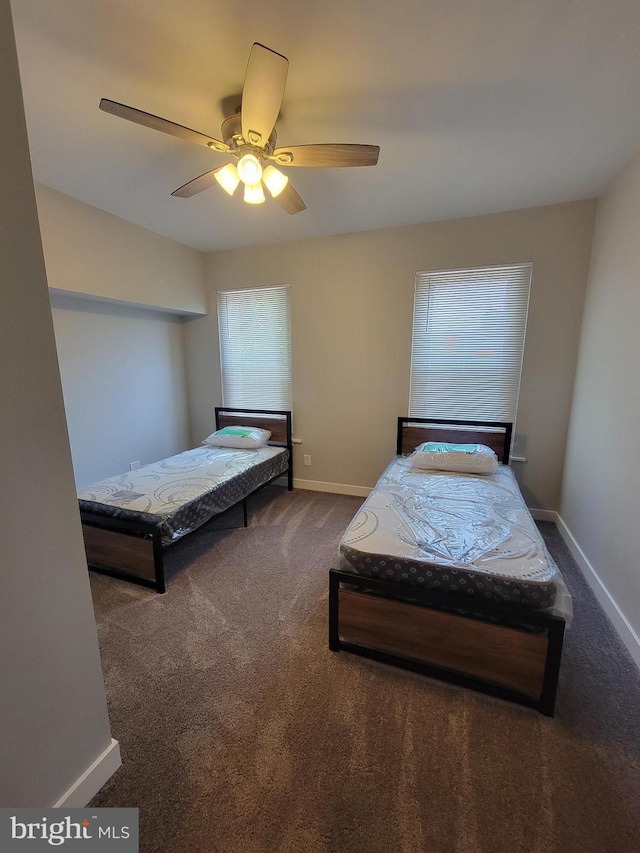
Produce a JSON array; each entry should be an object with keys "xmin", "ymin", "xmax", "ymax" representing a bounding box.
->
[
  {"xmin": 272, "ymin": 144, "xmax": 379, "ymax": 168},
  {"xmin": 241, "ymin": 43, "xmax": 288, "ymax": 147},
  {"xmin": 272, "ymin": 182, "xmax": 306, "ymax": 215},
  {"xmin": 99, "ymin": 99, "xmax": 230, "ymax": 152},
  {"xmin": 171, "ymin": 167, "xmax": 227, "ymax": 198}
]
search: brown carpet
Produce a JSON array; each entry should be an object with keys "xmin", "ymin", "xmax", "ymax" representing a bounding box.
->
[{"xmin": 89, "ymin": 487, "xmax": 640, "ymax": 853}]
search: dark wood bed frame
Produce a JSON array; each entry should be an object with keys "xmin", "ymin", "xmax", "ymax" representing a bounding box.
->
[
  {"xmin": 81, "ymin": 407, "xmax": 293, "ymax": 594},
  {"xmin": 329, "ymin": 417, "xmax": 565, "ymax": 716}
]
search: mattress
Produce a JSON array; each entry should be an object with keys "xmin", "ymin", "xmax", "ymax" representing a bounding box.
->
[
  {"xmin": 339, "ymin": 457, "xmax": 563, "ymax": 611},
  {"xmin": 78, "ymin": 445, "xmax": 288, "ymax": 546}
]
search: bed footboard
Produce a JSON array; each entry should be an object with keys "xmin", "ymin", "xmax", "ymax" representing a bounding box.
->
[
  {"xmin": 329, "ymin": 570, "xmax": 565, "ymax": 716},
  {"xmin": 81, "ymin": 513, "xmax": 166, "ymax": 593}
]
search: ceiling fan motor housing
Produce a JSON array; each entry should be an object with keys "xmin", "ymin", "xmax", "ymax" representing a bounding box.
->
[{"xmin": 221, "ymin": 113, "xmax": 277, "ymax": 157}]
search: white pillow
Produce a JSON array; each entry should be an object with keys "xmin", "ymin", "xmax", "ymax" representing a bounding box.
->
[
  {"xmin": 408, "ymin": 441, "xmax": 499, "ymax": 474},
  {"xmin": 203, "ymin": 426, "xmax": 271, "ymax": 449}
]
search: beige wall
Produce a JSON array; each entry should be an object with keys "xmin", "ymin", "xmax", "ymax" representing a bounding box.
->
[
  {"xmin": 186, "ymin": 199, "xmax": 596, "ymax": 510},
  {"xmin": 0, "ymin": 0, "xmax": 114, "ymax": 806},
  {"xmin": 184, "ymin": 262, "xmax": 223, "ymax": 442},
  {"xmin": 35, "ymin": 183, "xmax": 204, "ymax": 489},
  {"xmin": 51, "ymin": 293, "xmax": 191, "ymax": 486},
  {"xmin": 561, "ymin": 147, "xmax": 640, "ymax": 657},
  {"xmin": 36, "ymin": 183, "xmax": 207, "ymax": 315}
]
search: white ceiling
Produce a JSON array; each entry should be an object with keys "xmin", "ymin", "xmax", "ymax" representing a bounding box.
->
[{"xmin": 11, "ymin": 0, "xmax": 640, "ymax": 252}]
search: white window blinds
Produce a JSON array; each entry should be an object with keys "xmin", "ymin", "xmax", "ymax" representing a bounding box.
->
[
  {"xmin": 217, "ymin": 284, "xmax": 292, "ymax": 410},
  {"xmin": 409, "ymin": 263, "xmax": 532, "ymax": 421}
]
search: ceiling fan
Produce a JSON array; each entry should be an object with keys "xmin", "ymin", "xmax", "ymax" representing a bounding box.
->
[{"xmin": 99, "ymin": 43, "xmax": 380, "ymax": 215}]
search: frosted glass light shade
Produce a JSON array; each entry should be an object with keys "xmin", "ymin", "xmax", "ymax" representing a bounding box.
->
[
  {"xmin": 263, "ymin": 165, "xmax": 288, "ymax": 198},
  {"xmin": 237, "ymin": 154, "xmax": 263, "ymax": 184},
  {"xmin": 244, "ymin": 182, "xmax": 265, "ymax": 204},
  {"xmin": 214, "ymin": 164, "xmax": 240, "ymax": 196}
]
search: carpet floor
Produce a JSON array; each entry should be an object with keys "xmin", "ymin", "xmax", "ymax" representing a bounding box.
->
[{"xmin": 89, "ymin": 486, "xmax": 640, "ymax": 853}]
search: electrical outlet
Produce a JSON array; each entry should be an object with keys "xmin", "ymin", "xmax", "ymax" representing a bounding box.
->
[
  {"xmin": 129, "ymin": 460, "xmax": 142, "ymax": 471},
  {"xmin": 303, "ymin": 454, "xmax": 312, "ymax": 466}
]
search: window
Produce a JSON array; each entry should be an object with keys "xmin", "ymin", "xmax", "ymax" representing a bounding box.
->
[
  {"xmin": 217, "ymin": 284, "xmax": 292, "ymax": 409},
  {"xmin": 409, "ymin": 263, "xmax": 532, "ymax": 421}
]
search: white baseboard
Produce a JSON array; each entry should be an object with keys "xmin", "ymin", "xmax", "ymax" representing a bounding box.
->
[
  {"xmin": 54, "ymin": 738, "xmax": 121, "ymax": 808},
  {"xmin": 530, "ymin": 508, "xmax": 559, "ymax": 522},
  {"xmin": 293, "ymin": 478, "xmax": 371, "ymax": 498},
  {"xmin": 557, "ymin": 516, "xmax": 640, "ymax": 670}
]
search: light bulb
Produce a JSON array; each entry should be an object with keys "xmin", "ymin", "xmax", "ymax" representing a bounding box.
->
[
  {"xmin": 244, "ymin": 182, "xmax": 265, "ymax": 204},
  {"xmin": 262, "ymin": 165, "xmax": 289, "ymax": 198},
  {"xmin": 237, "ymin": 153, "xmax": 263, "ymax": 185},
  {"xmin": 214, "ymin": 164, "xmax": 240, "ymax": 196}
]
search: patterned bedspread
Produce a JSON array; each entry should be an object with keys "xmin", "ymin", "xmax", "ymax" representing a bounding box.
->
[
  {"xmin": 78, "ymin": 445, "xmax": 288, "ymax": 546},
  {"xmin": 339, "ymin": 458, "xmax": 560, "ymax": 610}
]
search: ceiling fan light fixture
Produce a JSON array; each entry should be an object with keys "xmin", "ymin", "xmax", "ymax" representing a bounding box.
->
[
  {"xmin": 237, "ymin": 153, "xmax": 263, "ymax": 185},
  {"xmin": 99, "ymin": 44, "xmax": 379, "ymax": 217},
  {"xmin": 262, "ymin": 165, "xmax": 288, "ymax": 198},
  {"xmin": 244, "ymin": 182, "xmax": 265, "ymax": 204},
  {"xmin": 214, "ymin": 163, "xmax": 240, "ymax": 195}
]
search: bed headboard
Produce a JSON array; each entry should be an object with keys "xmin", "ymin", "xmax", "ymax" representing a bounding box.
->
[
  {"xmin": 214, "ymin": 407, "xmax": 292, "ymax": 449},
  {"xmin": 396, "ymin": 417, "xmax": 513, "ymax": 464}
]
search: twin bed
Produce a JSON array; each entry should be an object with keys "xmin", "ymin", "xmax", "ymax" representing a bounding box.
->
[
  {"xmin": 330, "ymin": 417, "xmax": 569, "ymax": 716},
  {"xmin": 78, "ymin": 408, "xmax": 292, "ymax": 593},
  {"xmin": 78, "ymin": 409, "xmax": 567, "ymax": 714}
]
